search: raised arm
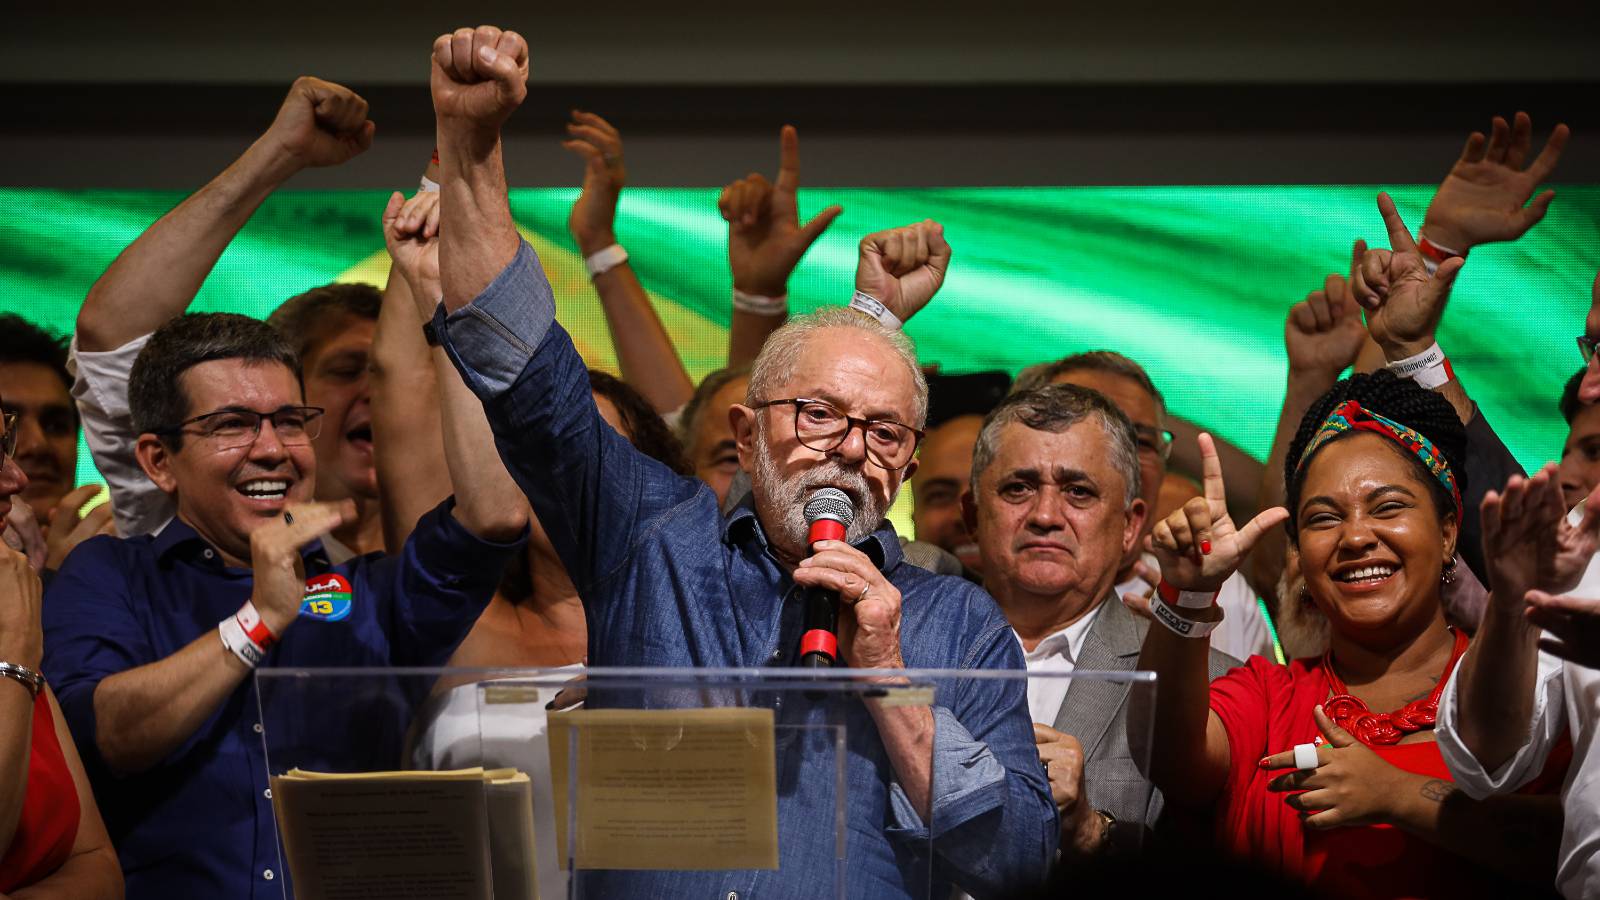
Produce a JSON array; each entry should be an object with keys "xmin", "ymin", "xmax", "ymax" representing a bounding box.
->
[
  {"xmin": 1353, "ymin": 193, "xmax": 1525, "ymax": 583},
  {"xmin": 1455, "ymin": 467, "xmax": 1598, "ymax": 773},
  {"xmin": 430, "ymin": 27, "xmax": 686, "ymax": 591},
  {"xmin": 721, "ymin": 126, "xmax": 842, "ymax": 366},
  {"xmin": 382, "ymin": 187, "xmax": 527, "ymax": 542},
  {"xmin": 1246, "ymin": 254, "xmax": 1368, "ymax": 602},
  {"xmin": 370, "ymin": 187, "xmax": 449, "ymax": 551},
  {"xmin": 1133, "ymin": 434, "xmax": 1287, "ymax": 806},
  {"xmin": 563, "ymin": 111, "xmax": 692, "ymax": 413},
  {"xmin": 853, "ymin": 219, "xmax": 951, "ymax": 326},
  {"xmin": 1419, "ymin": 111, "xmax": 1569, "ymax": 258},
  {"xmin": 77, "ymin": 77, "xmax": 373, "ymax": 352}
]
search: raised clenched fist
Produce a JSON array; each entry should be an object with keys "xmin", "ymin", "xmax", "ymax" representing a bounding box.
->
[
  {"xmin": 263, "ymin": 76, "xmax": 375, "ymax": 170},
  {"xmin": 430, "ymin": 26, "xmax": 530, "ymax": 135}
]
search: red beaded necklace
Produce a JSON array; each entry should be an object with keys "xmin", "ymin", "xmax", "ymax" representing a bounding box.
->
[{"xmin": 1320, "ymin": 627, "xmax": 1469, "ymax": 746}]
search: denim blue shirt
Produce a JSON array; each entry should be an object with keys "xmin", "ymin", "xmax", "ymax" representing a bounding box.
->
[
  {"xmin": 41, "ymin": 498, "xmax": 523, "ymax": 900},
  {"xmin": 437, "ymin": 242, "xmax": 1057, "ymax": 898}
]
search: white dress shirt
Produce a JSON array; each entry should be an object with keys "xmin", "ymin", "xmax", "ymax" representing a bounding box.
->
[
  {"xmin": 1016, "ymin": 603, "xmax": 1103, "ymax": 726},
  {"xmin": 1437, "ymin": 549, "xmax": 1600, "ymax": 900}
]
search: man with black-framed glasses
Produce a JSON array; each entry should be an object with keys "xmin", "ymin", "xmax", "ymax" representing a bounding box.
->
[{"xmin": 40, "ymin": 312, "xmax": 527, "ymax": 900}]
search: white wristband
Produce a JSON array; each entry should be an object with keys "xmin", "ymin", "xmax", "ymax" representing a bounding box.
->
[
  {"xmin": 1386, "ymin": 342, "xmax": 1453, "ymax": 389},
  {"xmin": 219, "ymin": 615, "xmax": 264, "ymax": 667},
  {"xmin": 732, "ymin": 288, "xmax": 789, "ymax": 317},
  {"xmin": 849, "ymin": 291, "xmax": 903, "ymax": 330},
  {"xmin": 584, "ymin": 244, "xmax": 629, "ymax": 278},
  {"xmin": 419, "ymin": 176, "xmax": 440, "ymax": 194},
  {"xmin": 1149, "ymin": 595, "xmax": 1221, "ymax": 639}
]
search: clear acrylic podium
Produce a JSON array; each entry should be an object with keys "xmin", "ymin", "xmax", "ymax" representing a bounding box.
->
[{"xmin": 255, "ymin": 667, "xmax": 1156, "ymax": 900}]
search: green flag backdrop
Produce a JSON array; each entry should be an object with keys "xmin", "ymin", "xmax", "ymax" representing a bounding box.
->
[{"xmin": 3, "ymin": 185, "xmax": 1597, "ymax": 535}]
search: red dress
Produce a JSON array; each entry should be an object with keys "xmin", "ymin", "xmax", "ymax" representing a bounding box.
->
[
  {"xmin": 0, "ymin": 690, "xmax": 81, "ymax": 892},
  {"xmin": 1208, "ymin": 654, "xmax": 1564, "ymax": 899}
]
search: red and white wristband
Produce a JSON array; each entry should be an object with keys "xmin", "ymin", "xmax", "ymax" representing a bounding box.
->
[
  {"xmin": 1387, "ymin": 342, "xmax": 1454, "ymax": 389},
  {"xmin": 219, "ymin": 601, "xmax": 278, "ymax": 668},
  {"xmin": 1417, "ymin": 234, "xmax": 1465, "ymax": 276},
  {"xmin": 1149, "ymin": 581, "xmax": 1221, "ymax": 639}
]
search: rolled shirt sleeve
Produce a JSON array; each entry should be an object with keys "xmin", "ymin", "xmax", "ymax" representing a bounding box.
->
[
  {"xmin": 384, "ymin": 496, "xmax": 528, "ymax": 666},
  {"xmin": 1436, "ymin": 648, "xmax": 1567, "ymax": 799},
  {"xmin": 68, "ymin": 333, "xmax": 174, "ymax": 537}
]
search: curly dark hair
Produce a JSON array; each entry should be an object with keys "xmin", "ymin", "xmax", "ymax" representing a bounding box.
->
[
  {"xmin": 1283, "ymin": 369, "xmax": 1466, "ymax": 543},
  {"xmin": 499, "ymin": 371, "xmax": 690, "ymax": 603}
]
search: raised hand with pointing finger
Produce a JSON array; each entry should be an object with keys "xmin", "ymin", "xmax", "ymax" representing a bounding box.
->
[
  {"xmin": 719, "ymin": 125, "xmax": 843, "ymax": 299},
  {"xmin": 1149, "ymin": 433, "xmax": 1288, "ymax": 595},
  {"xmin": 1352, "ymin": 193, "xmax": 1464, "ymax": 363}
]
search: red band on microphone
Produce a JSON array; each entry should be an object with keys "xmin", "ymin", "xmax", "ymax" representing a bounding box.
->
[
  {"xmin": 807, "ymin": 519, "xmax": 847, "ymax": 547},
  {"xmin": 800, "ymin": 629, "xmax": 838, "ymax": 661}
]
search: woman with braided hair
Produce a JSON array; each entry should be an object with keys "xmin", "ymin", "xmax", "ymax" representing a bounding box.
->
[{"xmin": 1132, "ymin": 370, "xmax": 1566, "ymax": 896}]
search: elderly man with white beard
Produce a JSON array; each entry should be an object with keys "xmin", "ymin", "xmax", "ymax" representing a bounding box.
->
[{"xmin": 423, "ymin": 24, "xmax": 1055, "ymax": 900}]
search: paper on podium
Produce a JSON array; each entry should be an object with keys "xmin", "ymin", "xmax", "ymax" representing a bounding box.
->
[
  {"xmin": 547, "ymin": 707, "xmax": 778, "ymax": 871},
  {"xmin": 271, "ymin": 767, "xmax": 536, "ymax": 900}
]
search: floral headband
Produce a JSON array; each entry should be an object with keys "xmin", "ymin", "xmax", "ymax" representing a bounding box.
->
[{"xmin": 1296, "ymin": 399, "xmax": 1462, "ymax": 520}]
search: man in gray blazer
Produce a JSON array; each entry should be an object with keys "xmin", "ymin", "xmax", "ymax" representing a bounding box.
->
[{"xmin": 962, "ymin": 384, "xmax": 1240, "ymax": 858}]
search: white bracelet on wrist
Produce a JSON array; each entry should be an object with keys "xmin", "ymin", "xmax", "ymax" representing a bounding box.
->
[
  {"xmin": 848, "ymin": 291, "xmax": 903, "ymax": 330},
  {"xmin": 219, "ymin": 615, "xmax": 264, "ymax": 667},
  {"xmin": 1386, "ymin": 341, "xmax": 1453, "ymax": 389},
  {"xmin": 418, "ymin": 175, "xmax": 440, "ymax": 194},
  {"xmin": 1149, "ymin": 595, "xmax": 1221, "ymax": 639},
  {"xmin": 584, "ymin": 244, "xmax": 629, "ymax": 278},
  {"xmin": 732, "ymin": 288, "xmax": 789, "ymax": 317}
]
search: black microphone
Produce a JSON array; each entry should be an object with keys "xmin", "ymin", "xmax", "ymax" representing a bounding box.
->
[{"xmin": 799, "ymin": 487, "xmax": 855, "ymax": 668}]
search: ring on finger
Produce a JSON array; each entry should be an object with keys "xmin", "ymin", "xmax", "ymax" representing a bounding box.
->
[
  {"xmin": 856, "ymin": 583, "xmax": 871, "ymax": 603},
  {"xmin": 1293, "ymin": 742, "xmax": 1321, "ymax": 771}
]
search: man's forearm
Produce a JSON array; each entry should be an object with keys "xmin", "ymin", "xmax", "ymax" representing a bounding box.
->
[
  {"xmin": 1454, "ymin": 602, "xmax": 1543, "ymax": 774},
  {"xmin": 866, "ymin": 700, "xmax": 934, "ymax": 822},
  {"xmin": 433, "ymin": 342, "xmax": 529, "ymax": 541},
  {"xmin": 78, "ymin": 138, "xmax": 297, "ymax": 352},
  {"xmin": 439, "ymin": 135, "xmax": 520, "ymax": 312},
  {"xmin": 92, "ymin": 631, "xmax": 251, "ymax": 775}
]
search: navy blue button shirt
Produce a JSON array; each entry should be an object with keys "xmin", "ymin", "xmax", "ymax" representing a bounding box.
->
[
  {"xmin": 437, "ymin": 242, "xmax": 1057, "ymax": 899},
  {"xmin": 41, "ymin": 497, "xmax": 523, "ymax": 900}
]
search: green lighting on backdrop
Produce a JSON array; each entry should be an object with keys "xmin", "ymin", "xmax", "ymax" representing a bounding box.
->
[{"xmin": 3, "ymin": 186, "xmax": 1597, "ymax": 536}]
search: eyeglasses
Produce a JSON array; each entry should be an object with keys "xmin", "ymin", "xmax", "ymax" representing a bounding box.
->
[
  {"xmin": 1, "ymin": 412, "xmax": 15, "ymax": 461},
  {"xmin": 157, "ymin": 406, "xmax": 325, "ymax": 450},
  {"xmin": 753, "ymin": 398, "xmax": 924, "ymax": 470},
  {"xmin": 1133, "ymin": 424, "xmax": 1175, "ymax": 462},
  {"xmin": 1579, "ymin": 335, "xmax": 1600, "ymax": 365}
]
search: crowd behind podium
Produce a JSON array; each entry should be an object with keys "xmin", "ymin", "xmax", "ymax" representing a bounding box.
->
[{"xmin": 2, "ymin": 24, "xmax": 1599, "ymax": 900}]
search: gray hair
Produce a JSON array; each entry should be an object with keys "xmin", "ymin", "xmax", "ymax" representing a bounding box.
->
[
  {"xmin": 970, "ymin": 383, "xmax": 1142, "ymax": 507},
  {"xmin": 746, "ymin": 307, "xmax": 928, "ymax": 428},
  {"xmin": 1012, "ymin": 350, "xmax": 1166, "ymax": 426}
]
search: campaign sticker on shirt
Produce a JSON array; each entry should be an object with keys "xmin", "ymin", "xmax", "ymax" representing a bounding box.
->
[{"xmin": 300, "ymin": 574, "xmax": 353, "ymax": 621}]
